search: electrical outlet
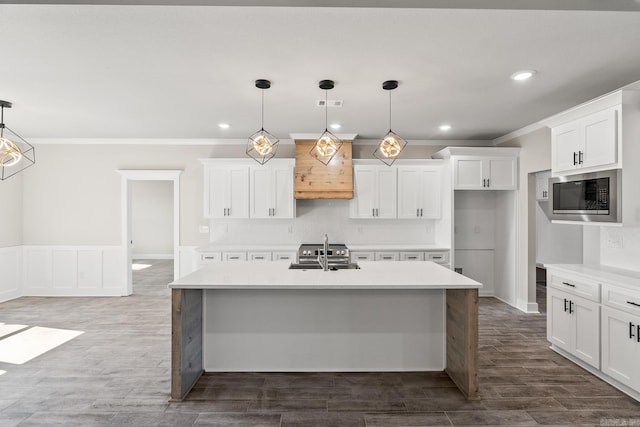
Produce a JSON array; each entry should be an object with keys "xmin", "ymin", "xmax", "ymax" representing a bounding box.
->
[
  {"xmin": 198, "ymin": 225, "xmax": 209, "ymax": 234},
  {"xmin": 607, "ymin": 236, "xmax": 623, "ymax": 249},
  {"xmin": 288, "ymin": 225, "xmax": 294, "ymax": 234}
]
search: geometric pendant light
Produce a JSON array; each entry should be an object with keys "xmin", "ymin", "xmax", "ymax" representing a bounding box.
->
[
  {"xmin": 373, "ymin": 80, "xmax": 407, "ymax": 166},
  {"xmin": 246, "ymin": 79, "xmax": 279, "ymax": 165},
  {"xmin": 309, "ymin": 80, "xmax": 343, "ymax": 165},
  {"xmin": 0, "ymin": 100, "xmax": 36, "ymax": 180}
]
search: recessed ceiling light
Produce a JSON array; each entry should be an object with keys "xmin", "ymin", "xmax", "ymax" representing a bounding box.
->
[
  {"xmin": 511, "ymin": 70, "xmax": 536, "ymax": 81},
  {"xmin": 218, "ymin": 123, "xmax": 231, "ymax": 129},
  {"xmin": 439, "ymin": 124, "xmax": 452, "ymax": 131},
  {"xmin": 330, "ymin": 123, "xmax": 341, "ymax": 130}
]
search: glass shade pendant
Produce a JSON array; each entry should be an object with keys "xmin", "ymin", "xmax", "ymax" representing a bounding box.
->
[
  {"xmin": 373, "ymin": 80, "xmax": 407, "ymax": 166},
  {"xmin": 0, "ymin": 101, "xmax": 36, "ymax": 180},
  {"xmin": 246, "ymin": 79, "xmax": 279, "ymax": 165},
  {"xmin": 310, "ymin": 80, "xmax": 343, "ymax": 165}
]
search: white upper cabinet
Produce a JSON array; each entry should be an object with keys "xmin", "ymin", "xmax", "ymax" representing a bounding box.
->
[
  {"xmin": 202, "ymin": 159, "xmax": 294, "ymax": 220},
  {"xmin": 535, "ymin": 171, "xmax": 551, "ymax": 201},
  {"xmin": 432, "ymin": 147, "xmax": 519, "ymax": 191},
  {"xmin": 551, "ymin": 106, "xmax": 619, "ymax": 175},
  {"xmin": 204, "ymin": 165, "xmax": 250, "ymax": 219},
  {"xmin": 249, "ymin": 161, "xmax": 295, "ymax": 219},
  {"xmin": 453, "ymin": 157, "xmax": 517, "ymax": 190},
  {"xmin": 350, "ymin": 165, "xmax": 397, "ymax": 219},
  {"xmin": 397, "ymin": 166, "xmax": 442, "ymax": 218}
]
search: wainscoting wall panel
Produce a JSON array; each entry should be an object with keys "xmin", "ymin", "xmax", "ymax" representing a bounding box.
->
[
  {"xmin": 22, "ymin": 246, "xmax": 126, "ymax": 296},
  {"xmin": 0, "ymin": 246, "xmax": 21, "ymax": 303}
]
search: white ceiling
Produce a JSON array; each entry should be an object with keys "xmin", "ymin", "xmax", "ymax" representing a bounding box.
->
[{"xmin": 1, "ymin": 3, "xmax": 640, "ymax": 141}]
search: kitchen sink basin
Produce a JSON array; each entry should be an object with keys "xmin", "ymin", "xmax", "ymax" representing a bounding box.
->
[{"xmin": 288, "ymin": 263, "xmax": 360, "ymax": 270}]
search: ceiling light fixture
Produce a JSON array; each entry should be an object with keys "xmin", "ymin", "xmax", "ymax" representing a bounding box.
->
[
  {"xmin": 0, "ymin": 100, "xmax": 35, "ymax": 181},
  {"xmin": 218, "ymin": 123, "xmax": 231, "ymax": 129},
  {"xmin": 246, "ymin": 79, "xmax": 279, "ymax": 165},
  {"xmin": 310, "ymin": 80, "xmax": 342, "ymax": 165},
  {"xmin": 373, "ymin": 80, "xmax": 407, "ymax": 167},
  {"xmin": 439, "ymin": 124, "xmax": 452, "ymax": 131},
  {"xmin": 511, "ymin": 70, "xmax": 536, "ymax": 81}
]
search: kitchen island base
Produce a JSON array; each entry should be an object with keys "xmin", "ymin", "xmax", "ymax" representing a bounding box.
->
[{"xmin": 171, "ymin": 286, "xmax": 479, "ymax": 401}]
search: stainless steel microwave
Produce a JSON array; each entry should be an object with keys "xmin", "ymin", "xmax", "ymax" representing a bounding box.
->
[{"xmin": 549, "ymin": 170, "xmax": 621, "ymax": 223}]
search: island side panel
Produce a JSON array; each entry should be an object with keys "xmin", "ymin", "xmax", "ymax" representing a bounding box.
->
[
  {"xmin": 171, "ymin": 288, "xmax": 204, "ymax": 401},
  {"xmin": 445, "ymin": 288, "xmax": 479, "ymax": 400}
]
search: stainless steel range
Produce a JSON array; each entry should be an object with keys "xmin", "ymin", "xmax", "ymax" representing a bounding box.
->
[{"xmin": 289, "ymin": 241, "xmax": 359, "ymax": 270}]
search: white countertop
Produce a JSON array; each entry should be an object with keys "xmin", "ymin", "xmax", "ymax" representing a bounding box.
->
[
  {"xmin": 170, "ymin": 261, "xmax": 480, "ymax": 290},
  {"xmin": 347, "ymin": 244, "xmax": 450, "ymax": 251},
  {"xmin": 545, "ymin": 263, "xmax": 640, "ymax": 291},
  {"xmin": 197, "ymin": 244, "xmax": 450, "ymax": 253},
  {"xmin": 197, "ymin": 245, "xmax": 299, "ymax": 253}
]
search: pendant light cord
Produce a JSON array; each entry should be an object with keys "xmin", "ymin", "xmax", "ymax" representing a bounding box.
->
[
  {"xmin": 388, "ymin": 89, "xmax": 392, "ymax": 132},
  {"xmin": 1, "ymin": 105, "xmax": 4, "ymax": 137},
  {"xmin": 261, "ymin": 89, "xmax": 265, "ymax": 131},
  {"xmin": 325, "ymin": 90, "xmax": 328, "ymax": 131}
]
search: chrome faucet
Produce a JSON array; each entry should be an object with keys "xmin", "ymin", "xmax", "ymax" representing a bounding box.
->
[{"xmin": 318, "ymin": 233, "xmax": 329, "ymax": 271}]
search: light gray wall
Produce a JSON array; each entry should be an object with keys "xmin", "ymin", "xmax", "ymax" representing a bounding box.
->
[
  {"xmin": 131, "ymin": 180, "xmax": 173, "ymax": 257},
  {"xmin": 22, "ymin": 144, "xmax": 214, "ymax": 246},
  {"xmin": 0, "ymin": 173, "xmax": 23, "ymax": 247}
]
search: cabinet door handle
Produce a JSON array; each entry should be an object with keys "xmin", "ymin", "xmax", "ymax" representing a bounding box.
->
[
  {"xmin": 637, "ymin": 325, "xmax": 640, "ymax": 343},
  {"xmin": 562, "ymin": 282, "xmax": 576, "ymax": 288},
  {"xmin": 573, "ymin": 152, "xmax": 578, "ymax": 165},
  {"xmin": 569, "ymin": 300, "xmax": 574, "ymax": 314},
  {"xmin": 372, "ymin": 208, "xmax": 375, "ymax": 217},
  {"xmin": 482, "ymin": 179, "xmax": 486, "ymax": 188},
  {"xmin": 579, "ymin": 151, "xmax": 583, "ymax": 165},
  {"xmin": 376, "ymin": 208, "xmax": 379, "ymax": 217},
  {"xmin": 417, "ymin": 208, "xmax": 420, "ymax": 217},
  {"xmin": 420, "ymin": 208, "xmax": 423, "ymax": 216},
  {"xmin": 626, "ymin": 301, "xmax": 640, "ymax": 308},
  {"xmin": 630, "ymin": 322, "xmax": 636, "ymax": 340},
  {"xmin": 228, "ymin": 208, "xmax": 231, "ymax": 216},
  {"xmin": 487, "ymin": 179, "xmax": 490, "ymax": 187},
  {"xmin": 564, "ymin": 298, "xmax": 568, "ymax": 313}
]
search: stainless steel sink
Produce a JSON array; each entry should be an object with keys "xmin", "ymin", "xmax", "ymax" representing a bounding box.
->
[{"xmin": 288, "ymin": 263, "xmax": 360, "ymax": 270}]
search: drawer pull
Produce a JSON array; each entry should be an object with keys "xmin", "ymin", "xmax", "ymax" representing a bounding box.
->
[
  {"xmin": 382, "ymin": 256, "xmax": 393, "ymax": 260},
  {"xmin": 432, "ymin": 256, "xmax": 442, "ymax": 260},
  {"xmin": 626, "ymin": 301, "xmax": 640, "ymax": 308},
  {"xmin": 562, "ymin": 282, "xmax": 576, "ymax": 288},
  {"xmin": 630, "ymin": 322, "xmax": 636, "ymax": 340}
]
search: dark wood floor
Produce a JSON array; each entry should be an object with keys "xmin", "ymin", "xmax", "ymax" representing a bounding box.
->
[{"xmin": 0, "ymin": 260, "xmax": 639, "ymax": 426}]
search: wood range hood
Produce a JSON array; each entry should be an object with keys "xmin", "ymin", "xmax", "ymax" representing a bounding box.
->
[{"xmin": 294, "ymin": 138, "xmax": 353, "ymax": 199}]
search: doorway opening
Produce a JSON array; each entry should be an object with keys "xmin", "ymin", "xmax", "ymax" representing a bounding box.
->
[{"xmin": 118, "ymin": 170, "xmax": 182, "ymax": 296}]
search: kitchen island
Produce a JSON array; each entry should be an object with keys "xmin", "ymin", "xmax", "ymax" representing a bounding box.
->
[{"xmin": 169, "ymin": 261, "xmax": 481, "ymax": 401}]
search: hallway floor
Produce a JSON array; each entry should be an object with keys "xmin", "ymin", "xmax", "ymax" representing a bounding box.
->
[{"xmin": 0, "ymin": 261, "xmax": 639, "ymax": 426}]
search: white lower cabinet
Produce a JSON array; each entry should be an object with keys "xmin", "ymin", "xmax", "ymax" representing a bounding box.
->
[
  {"xmin": 547, "ymin": 266, "xmax": 640, "ymax": 398},
  {"xmin": 248, "ymin": 251, "xmax": 271, "ymax": 261},
  {"xmin": 375, "ymin": 252, "xmax": 399, "ymax": 261},
  {"xmin": 601, "ymin": 306, "xmax": 640, "ymax": 389},
  {"xmin": 547, "ymin": 287, "xmax": 600, "ymax": 368},
  {"xmin": 224, "ymin": 252, "xmax": 247, "ymax": 262},
  {"xmin": 273, "ymin": 252, "xmax": 296, "ymax": 262},
  {"xmin": 351, "ymin": 251, "xmax": 374, "ymax": 262}
]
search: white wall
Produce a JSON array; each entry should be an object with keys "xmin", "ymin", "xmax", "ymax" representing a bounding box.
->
[
  {"xmin": 599, "ymin": 226, "xmax": 640, "ymax": 272},
  {"xmin": 131, "ymin": 180, "xmax": 173, "ymax": 258},
  {"xmin": 0, "ymin": 173, "xmax": 23, "ymax": 301},
  {"xmin": 535, "ymin": 201, "xmax": 583, "ymax": 266},
  {"xmin": 498, "ymin": 127, "xmax": 552, "ymax": 312},
  {"xmin": 0, "ymin": 172, "xmax": 23, "ymax": 247}
]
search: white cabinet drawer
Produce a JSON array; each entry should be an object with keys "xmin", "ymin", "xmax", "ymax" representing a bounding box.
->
[
  {"xmin": 273, "ymin": 252, "xmax": 296, "ymax": 262},
  {"xmin": 352, "ymin": 251, "xmax": 374, "ymax": 262},
  {"xmin": 602, "ymin": 284, "xmax": 640, "ymax": 316},
  {"xmin": 549, "ymin": 271, "xmax": 600, "ymax": 302},
  {"xmin": 426, "ymin": 251, "xmax": 449, "ymax": 264},
  {"xmin": 375, "ymin": 252, "xmax": 399, "ymax": 261},
  {"xmin": 400, "ymin": 252, "xmax": 425, "ymax": 261},
  {"xmin": 248, "ymin": 251, "xmax": 271, "ymax": 261},
  {"xmin": 224, "ymin": 252, "xmax": 247, "ymax": 261},
  {"xmin": 200, "ymin": 252, "xmax": 222, "ymax": 264}
]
